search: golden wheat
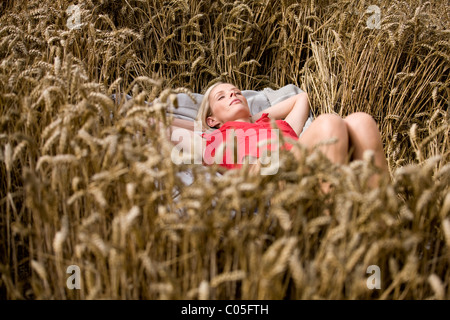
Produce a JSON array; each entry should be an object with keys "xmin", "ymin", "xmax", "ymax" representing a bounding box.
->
[{"xmin": 0, "ymin": 0, "xmax": 449, "ymax": 301}]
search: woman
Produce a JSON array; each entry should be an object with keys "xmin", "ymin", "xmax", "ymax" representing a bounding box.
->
[
  {"xmin": 172, "ymin": 82, "xmax": 389, "ymax": 186},
  {"xmin": 171, "ymin": 82, "xmax": 389, "ymax": 186}
]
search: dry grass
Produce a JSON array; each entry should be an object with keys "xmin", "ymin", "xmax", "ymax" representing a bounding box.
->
[{"xmin": 0, "ymin": 0, "xmax": 449, "ymax": 300}]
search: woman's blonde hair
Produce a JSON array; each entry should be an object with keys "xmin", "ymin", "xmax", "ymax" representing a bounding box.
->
[{"xmin": 196, "ymin": 81, "xmax": 224, "ymax": 130}]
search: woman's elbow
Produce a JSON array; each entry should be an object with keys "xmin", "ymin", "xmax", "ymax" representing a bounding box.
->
[
  {"xmin": 298, "ymin": 92, "xmax": 309, "ymax": 102},
  {"xmin": 296, "ymin": 92, "xmax": 310, "ymax": 112}
]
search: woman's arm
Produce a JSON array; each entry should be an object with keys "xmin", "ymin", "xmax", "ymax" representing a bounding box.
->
[
  {"xmin": 169, "ymin": 123, "xmax": 206, "ymax": 165},
  {"xmin": 171, "ymin": 118, "xmax": 195, "ymax": 131},
  {"xmin": 251, "ymin": 92, "xmax": 310, "ymax": 136}
]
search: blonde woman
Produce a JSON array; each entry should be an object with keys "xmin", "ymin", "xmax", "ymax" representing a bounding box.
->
[{"xmin": 171, "ymin": 82, "xmax": 389, "ymax": 186}]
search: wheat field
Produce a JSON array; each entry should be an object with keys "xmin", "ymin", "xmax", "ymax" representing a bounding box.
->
[{"xmin": 0, "ymin": 0, "xmax": 449, "ymax": 300}]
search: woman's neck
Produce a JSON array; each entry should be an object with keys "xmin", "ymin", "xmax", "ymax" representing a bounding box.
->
[{"xmin": 228, "ymin": 116, "xmax": 253, "ymax": 123}]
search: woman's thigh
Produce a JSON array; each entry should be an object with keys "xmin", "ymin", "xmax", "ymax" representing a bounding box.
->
[{"xmin": 297, "ymin": 113, "xmax": 347, "ymax": 147}]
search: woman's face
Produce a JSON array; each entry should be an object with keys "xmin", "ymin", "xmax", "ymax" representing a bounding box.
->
[{"xmin": 207, "ymin": 83, "xmax": 251, "ymax": 128}]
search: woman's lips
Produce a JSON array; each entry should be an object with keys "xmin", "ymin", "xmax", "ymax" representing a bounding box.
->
[{"xmin": 230, "ymin": 99, "xmax": 241, "ymax": 106}]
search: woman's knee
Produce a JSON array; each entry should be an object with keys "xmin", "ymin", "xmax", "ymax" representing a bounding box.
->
[
  {"xmin": 344, "ymin": 112, "xmax": 378, "ymax": 132},
  {"xmin": 305, "ymin": 113, "xmax": 349, "ymax": 163},
  {"xmin": 314, "ymin": 113, "xmax": 348, "ymax": 137}
]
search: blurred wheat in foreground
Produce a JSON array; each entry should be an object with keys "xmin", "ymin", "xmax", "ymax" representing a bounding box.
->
[{"xmin": 0, "ymin": 0, "xmax": 449, "ymax": 300}]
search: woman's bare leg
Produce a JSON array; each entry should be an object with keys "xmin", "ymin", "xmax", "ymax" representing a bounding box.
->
[
  {"xmin": 294, "ymin": 114, "xmax": 349, "ymax": 194},
  {"xmin": 296, "ymin": 114, "xmax": 349, "ymax": 164},
  {"xmin": 343, "ymin": 112, "xmax": 390, "ymax": 187}
]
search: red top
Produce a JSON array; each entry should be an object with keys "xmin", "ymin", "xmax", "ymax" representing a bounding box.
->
[{"xmin": 202, "ymin": 113, "xmax": 298, "ymax": 169}]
